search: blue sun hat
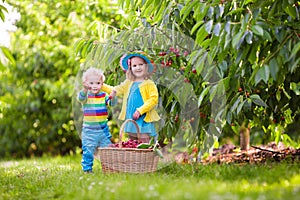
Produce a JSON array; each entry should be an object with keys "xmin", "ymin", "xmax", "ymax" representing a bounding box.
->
[{"xmin": 120, "ymin": 51, "xmax": 156, "ymax": 74}]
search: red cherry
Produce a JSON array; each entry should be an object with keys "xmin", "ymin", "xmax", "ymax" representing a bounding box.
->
[
  {"xmin": 193, "ymin": 147, "xmax": 198, "ymax": 153},
  {"xmin": 159, "ymin": 52, "xmax": 167, "ymax": 56},
  {"xmin": 200, "ymin": 112, "xmax": 206, "ymax": 118},
  {"xmin": 183, "ymin": 51, "xmax": 189, "ymax": 56},
  {"xmin": 184, "ymin": 78, "xmax": 190, "ymax": 83},
  {"xmin": 174, "ymin": 115, "xmax": 179, "ymax": 122},
  {"xmin": 166, "ymin": 60, "xmax": 172, "ymax": 66}
]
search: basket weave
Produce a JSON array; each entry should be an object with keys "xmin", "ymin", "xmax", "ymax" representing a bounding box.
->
[{"xmin": 96, "ymin": 119, "xmax": 159, "ymax": 173}]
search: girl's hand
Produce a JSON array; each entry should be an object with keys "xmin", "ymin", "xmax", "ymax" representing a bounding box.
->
[{"xmin": 133, "ymin": 110, "xmax": 141, "ymax": 120}]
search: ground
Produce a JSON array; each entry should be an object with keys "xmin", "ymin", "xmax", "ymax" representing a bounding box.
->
[{"xmin": 201, "ymin": 142, "xmax": 300, "ymax": 164}]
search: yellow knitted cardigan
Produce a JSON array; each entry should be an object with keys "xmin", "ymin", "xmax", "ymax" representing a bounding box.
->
[{"xmin": 102, "ymin": 79, "xmax": 160, "ymax": 122}]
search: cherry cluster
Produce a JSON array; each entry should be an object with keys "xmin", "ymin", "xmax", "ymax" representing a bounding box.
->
[{"xmin": 109, "ymin": 139, "xmax": 143, "ymax": 148}]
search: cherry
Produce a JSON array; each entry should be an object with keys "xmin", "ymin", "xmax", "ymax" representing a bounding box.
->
[{"xmin": 159, "ymin": 52, "xmax": 167, "ymax": 56}]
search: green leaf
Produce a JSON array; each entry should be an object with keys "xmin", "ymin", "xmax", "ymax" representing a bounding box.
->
[
  {"xmin": 248, "ymin": 43, "xmax": 259, "ymax": 64},
  {"xmin": 207, "ymin": 7, "xmax": 214, "ymax": 19},
  {"xmin": 218, "ymin": 5, "xmax": 224, "ymax": 18},
  {"xmin": 232, "ymin": 31, "xmax": 243, "ymax": 49},
  {"xmin": 282, "ymin": 87, "xmax": 291, "ymax": 100},
  {"xmin": 250, "ymin": 94, "xmax": 267, "ymax": 107},
  {"xmin": 213, "ymin": 23, "xmax": 221, "ymax": 36},
  {"xmin": 74, "ymin": 39, "xmax": 86, "ymax": 55},
  {"xmin": 0, "ymin": 46, "xmax": 15, "ymax": 66},
  {"xmin": 153, "ymin": 1, "xmax": 166, "ymax": 22},
  {"xmin": 284, "ymin": 4, "xmax": 297, "ymax": 19},
  {"xmin": 0, "ymin": 5, "xmax": 7, "ymax": 21},
  {"xmin": 230, "ymin": 96, "xmax": 242, "ymax": 112},
  {"xmin": 227, "ymin": 8, "xmax": 244, "ymax": 16},
  {"xmin": 254, "ymin": 65, "xmax": 270, "ymax": 85},
  {"xmin": 263, "ymin": 30, "xmax": 272, "ymax": 41},
  {"xmin": 245, "ymin": 31, "xmax": 253, "ymax": 44},
  {"xmin": 226, "ymin": 111, "xmax": 232, "ymax": 124},
  {"xmin": 237, "ymin": 98, "xmax": 245, "ymax": 115},
  {"xmin": 225, "ymin": 21, "xmax": 230, "ymax": 34},
  {"xmin": 196, "ymin": 26, "xmax": 209, "ymax": 45},
  {"xmin": 0, "ymin": 12, "xmax": 4, "ymax": 22},
  {"xmin": 205, "ymin": 20, "xmax": 213, "ymax": 34},
  {"xmin": 180, "ymin": 0, "xmax": 197, "ymax": 23},
  {"xmin": 288, "ymin": 42, "xmax": 300, "ymax": 61},
  {"xmin": 289, "ymin": 57, "xmax": 300, "ymax": 73},
  {"xmin": 290, "ymin": 82, "xmax": 300, "ymax": 95},
  {"xmin": 276, "ymin": 90, "xmax": 281, "ymax": 101},
  {"xmin": 137, "ymin": 143, "xmax": 152, "ymax": 149},
  {"xmin": 224, "ymin": 32, "xmax": 231, "ymax": 49},
  {"xmin": 191, "ymin": 21, "xmax": 204, "ymax": 35},
  {"xmin": 269, "ymin": 58, "xmax": 279, "ymax": 80},
  {"xmin": 251, "ymin": 25, "xmax": 264, "ymax": 36},
  {"xmin": 194, "ymin": 50, "xmax": 209, "ymax": 74},
  {"xmin": 198, "ymin": 86, "xmax": 210, "ymax": 107}
]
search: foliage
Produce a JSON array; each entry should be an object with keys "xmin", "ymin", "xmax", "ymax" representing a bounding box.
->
[
  {"xmin": 0, "ymin": 0, "xmax": 7, "ymax": 22},
  {"xmin": 106, "ymin": 0, "xmax": 300, "ymax": 150},
  {"xmin": 1, "ymin": 155, "xmax": 300, "ymax": 199},
  {"xmin": 0, "ymin": 1, "xmax": 16, "ymax": 69},
  {"xmin": 0, "ymin": 0, "xmax": 121, "ymax": 158}
]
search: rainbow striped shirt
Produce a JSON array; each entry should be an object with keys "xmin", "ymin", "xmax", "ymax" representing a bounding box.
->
[{"xmin": 78, "ymin": 91, "xmax": 109, "ymax": 128}]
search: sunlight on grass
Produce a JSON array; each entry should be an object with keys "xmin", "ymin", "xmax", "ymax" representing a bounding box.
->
[{"xmin": 1, "ymin": 155, "xmax": 299, "ymax": 200}]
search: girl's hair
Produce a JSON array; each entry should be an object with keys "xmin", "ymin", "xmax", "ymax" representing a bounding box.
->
[
  {"xmin": 126, "ymin": 56, "xmax": 151, "ymax": 81},
  {"xmin": 82, "ymin": 67, "xmax": 105, "ymax": 82}
]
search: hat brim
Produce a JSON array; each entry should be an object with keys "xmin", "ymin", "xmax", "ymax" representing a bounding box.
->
[{"xmin": 120, "ymin": 52, "xmax": 155, "ymax": 73}]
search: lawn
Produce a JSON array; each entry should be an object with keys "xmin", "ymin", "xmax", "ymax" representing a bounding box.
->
[{"xmin": 1, "ymin": 155, "xmax": 299, "ymax": 200}]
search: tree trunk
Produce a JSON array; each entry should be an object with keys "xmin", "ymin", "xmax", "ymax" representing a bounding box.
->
[{"xmin": 240, "ymin": 122, "xmax": 250, "ymax": 150}]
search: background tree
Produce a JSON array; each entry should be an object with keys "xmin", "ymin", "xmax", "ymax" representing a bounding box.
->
[
  {"xmin": 0, "ymin": 0, "xmax": 121, "ymax": 158},
  {"xmin": 109, "ymin": 0, "xmax": 300, "ymax": 151}
]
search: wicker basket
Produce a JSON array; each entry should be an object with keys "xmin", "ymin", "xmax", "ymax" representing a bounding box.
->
[{"xmin": 95, "ymin": 119, "xmax": 159, "ymax": 173}]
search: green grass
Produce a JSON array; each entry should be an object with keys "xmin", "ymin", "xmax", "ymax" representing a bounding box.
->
[{"xmin": 1, "ymin": 155, "xmax": 299, "ymax": 200}]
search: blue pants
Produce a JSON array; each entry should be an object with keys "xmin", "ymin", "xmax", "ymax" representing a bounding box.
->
[{"xmin": 81, "ymin": 125, "xmax": 112, "ymax": 171}]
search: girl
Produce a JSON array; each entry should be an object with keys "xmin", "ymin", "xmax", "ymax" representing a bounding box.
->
[{"xmin": 103, "ymin": 51, "xmax": 160, "ymax": 143}]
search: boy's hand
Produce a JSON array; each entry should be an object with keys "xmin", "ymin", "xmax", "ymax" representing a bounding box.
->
[
  {"xmin": 83, "ymin": 81, "xmax": 91, "ymax": 92},
  {"xmin": 133, "ymin": 110, "xmax": 141, "ymax": 120}
]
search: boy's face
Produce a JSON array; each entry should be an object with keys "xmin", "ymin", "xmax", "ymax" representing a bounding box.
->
[{"xmin": 86, "ymin": 74, "xmax": 103, "ymax": 94}]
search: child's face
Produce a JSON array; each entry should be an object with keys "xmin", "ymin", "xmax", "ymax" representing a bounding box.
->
[
  {"xmin": 130, "ymin": 57, "xmax": 148, "ymax": 80},
  {"xmin": 86, "ymin": 74, "xmax": 103, "ymax": 94}
]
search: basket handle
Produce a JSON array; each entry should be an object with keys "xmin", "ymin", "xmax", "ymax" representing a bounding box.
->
[{"xmin": 119, "ymin": 119, "xmax": 141, "ymax": 147}]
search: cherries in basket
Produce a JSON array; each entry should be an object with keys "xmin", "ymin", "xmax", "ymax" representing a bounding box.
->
[
  {"xmin": 108, "ymin": 138, "xmax": 164, "ymax": 158},
  {"xmin": 109, "ymin": 139, "xmax": 143, "ymax": 148}
]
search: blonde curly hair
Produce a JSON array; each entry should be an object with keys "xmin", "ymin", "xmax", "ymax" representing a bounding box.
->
[{"xmin": 82, "ymin": 67, "xmax": 105, "ymax": 82}]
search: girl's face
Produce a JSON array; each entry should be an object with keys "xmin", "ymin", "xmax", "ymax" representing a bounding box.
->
[
  {"xmin": 130, "ymin": 56, "xmax": 148, "ymax": 81},
  {"xmin": 86, "ymin": 74, "xmax": 103, "ymax": 94}
]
